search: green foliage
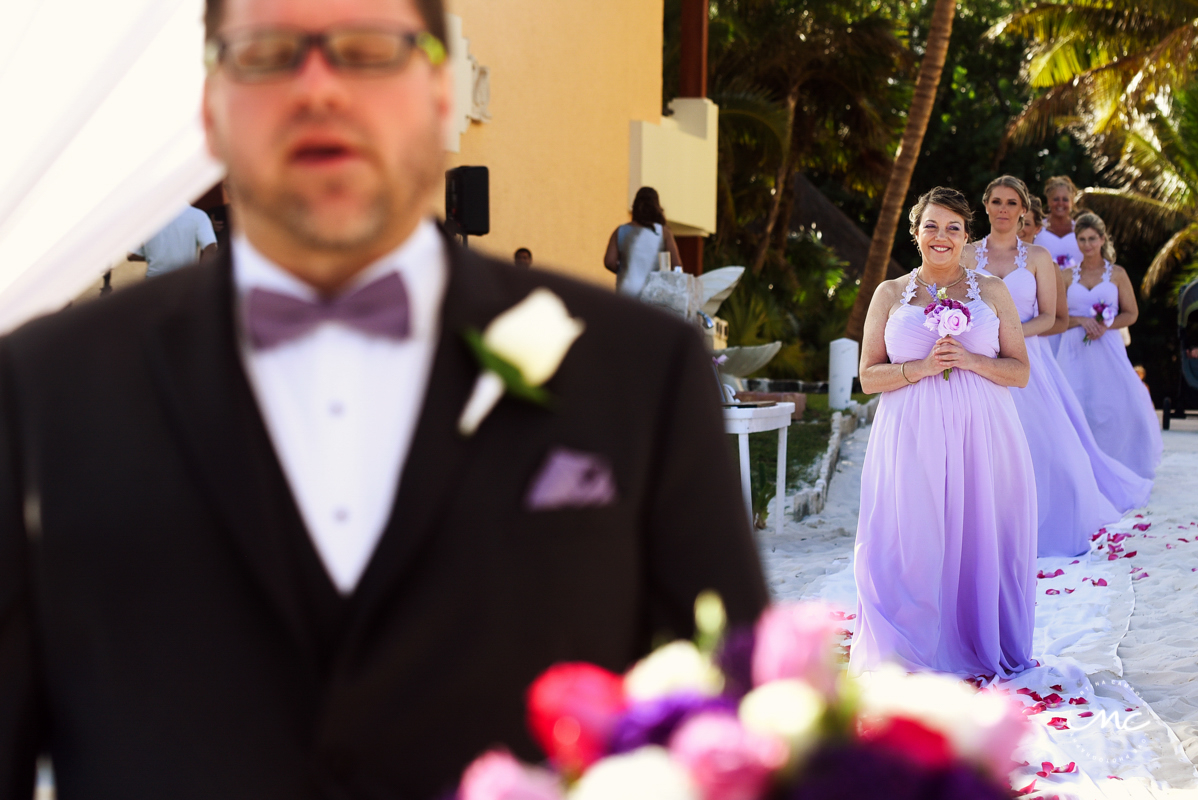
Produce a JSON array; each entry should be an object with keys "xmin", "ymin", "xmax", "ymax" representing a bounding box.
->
[{"xmin": 718, "ymin": 230, "xmax": 858, "ymax": 381}]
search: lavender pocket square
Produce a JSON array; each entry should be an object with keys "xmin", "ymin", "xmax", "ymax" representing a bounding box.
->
[{"xmin": 524, "ymin": 447, "xmax": 619, "ymax": 511}]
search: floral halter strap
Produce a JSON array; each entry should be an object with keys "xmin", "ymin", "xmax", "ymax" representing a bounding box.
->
[
  {"xmin": 900, "ymin": 268, "xmax": 981, "ymax": 306},
  {"xmin": 974, "ymin": 236, "xmax": 1027, "ymax": 275},
  {"xmin": 1070, "ymin": 260, "xmax": 1113, "ymax": 285}
]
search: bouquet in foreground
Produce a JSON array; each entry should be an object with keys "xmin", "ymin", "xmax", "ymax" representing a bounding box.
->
[
  {"xmin": 1084, "ymin": 302, "xmax": 1116, "ymax": 344},
  {"xmin": 457, "ymin": 595, "xmax": 1029, "ymax": 800}
]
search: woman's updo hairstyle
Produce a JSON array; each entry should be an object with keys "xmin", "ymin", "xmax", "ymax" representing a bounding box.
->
[
  {"xmin": 1026, "ymin": 197, "xmax": 1045, "ymax": 229},
  {"xmin": 1074, "ymin": 211, "xmax": 1117, "ymax": 263},
  {"xmin": 909, "ymin": 186, "xmax": 973, "ymax": 243},
  {"xmin": 982, "ymin": 175, "xmax": 1032, "ymax": 216},
  {"xmin": 1043, "ymin": 175, "xmax": 1079, "ymax": 203}
]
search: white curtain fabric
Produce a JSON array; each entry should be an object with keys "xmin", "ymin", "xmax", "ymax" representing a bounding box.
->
[{"xmin": 0, "ymin": 0, "xmax": 223, "ymax": 334}]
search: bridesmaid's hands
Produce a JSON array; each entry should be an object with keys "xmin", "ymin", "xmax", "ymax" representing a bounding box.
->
[
  {"xmin": 1079, "ymin": 316, "xmax": 1107, "ymax": 340},
  {"xmin": 931, "ymin": 335, "xmax": 978, "ymax": 373}
]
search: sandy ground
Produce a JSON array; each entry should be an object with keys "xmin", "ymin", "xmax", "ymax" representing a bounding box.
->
[{"xmin": 760, "ymin": 423, "xmax": 1198, "ymax": 799}]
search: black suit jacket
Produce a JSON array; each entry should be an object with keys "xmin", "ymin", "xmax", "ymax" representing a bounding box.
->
[{"xmin": 0, "ymin": 239, "xmax": 768, "ymax": 799}]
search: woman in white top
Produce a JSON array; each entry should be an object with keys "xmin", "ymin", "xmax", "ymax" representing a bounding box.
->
[{"xmin": 603, "ymin": 187, "xmax": 682, "ymax": 297}]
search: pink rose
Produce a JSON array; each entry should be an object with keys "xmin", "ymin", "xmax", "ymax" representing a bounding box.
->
[
  {"xmin": 971, "ymin": 693, "xmax": 1033, "ymax": 778},
  {"xmin": 669, "ymin": 712, "xmax": 787, "ymax": 800},
  {"xmin": 937, "ymin": 307, "xmax": 971, "ymax": 337},
  {"xmin": 751, "ymin": 602, "xmax": 841, "ymax": 695},
  {"xmin": 460, "ymin": 751, "xmax": 565, "ymax": 800}
]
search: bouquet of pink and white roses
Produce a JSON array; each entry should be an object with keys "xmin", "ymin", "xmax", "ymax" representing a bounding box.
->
[
  {"xmin": 456, "ymin": 596, "xmax": 1029, "ymax": 800},
  {"xmin": 1084, "ymin": 302, "xmax": 1116, "ymax": 344},
  {"xmin": 923, "ymin": 289, "xmax": 973, "ymax": 380},
  {"xmin": 1054, "ymin": 255, "xmax": 1076, "ymax": 269}
]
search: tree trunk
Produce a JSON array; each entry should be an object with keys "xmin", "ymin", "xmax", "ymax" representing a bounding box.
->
[
  {"xmin": 751, "ymin": 90, "xmax": 798, "ymax": 275},
  {"xmin": 844, "ymin": 0, "xmax": 957, "ymax": 341}
]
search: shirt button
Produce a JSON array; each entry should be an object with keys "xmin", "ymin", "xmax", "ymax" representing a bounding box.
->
[{"xmin": 333, "ymin": 507, "xmax": 349, "ymax": 523}]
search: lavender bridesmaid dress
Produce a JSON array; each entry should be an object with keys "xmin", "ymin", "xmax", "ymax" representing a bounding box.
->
[
  {"xmin": 851, "ymin": 270, "xmax": 1037, "ymax": 679},
  {"xmin": 1056, "ymin": 262, "xmax": 1163, "ymax": 480},
  {"xmin": 975, "ymin": 239, "xmax": 1149, "ymax": 558}
]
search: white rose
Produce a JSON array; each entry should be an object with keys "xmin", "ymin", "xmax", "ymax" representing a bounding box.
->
[
  {"xmin": 623, "ymin": 641, "xmax": 724, "ymax": 702},
  {"xmin": 568, "ymin": 747, "xmax": 698, "ymax": 800},
  {"xmin": 484, "ymin": 289, "xmax": 585, "ymax": 385},
  {"xmin": 855, "ymin": 665, "xmax": 1028, "ymax": 773},
  {"xmin": 738, "ymin": 679, "xmax": 824, "ymax": 762},
  {"xmin": 458, "ymin": 289, "xmax": 585, "ymax": 435}
]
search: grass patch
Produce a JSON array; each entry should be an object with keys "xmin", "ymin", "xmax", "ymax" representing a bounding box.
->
[{"xmin": 732, "ymin": 393, "xmax": 875, "ymax": 528}]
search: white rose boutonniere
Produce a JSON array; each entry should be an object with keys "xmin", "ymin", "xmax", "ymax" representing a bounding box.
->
[{"xmin": 457, "ymin": 288, "xmax": 585, "ymax": 436}]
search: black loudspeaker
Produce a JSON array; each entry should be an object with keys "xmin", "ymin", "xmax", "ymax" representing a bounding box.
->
[{"xmin": 445, "ymin": 166, "xmax": 490, "ymax": 237}]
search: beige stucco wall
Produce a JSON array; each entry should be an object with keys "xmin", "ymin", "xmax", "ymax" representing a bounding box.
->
[{"xmin": 438, "ymin": 1, "xmax": 664, "ymax": 286}]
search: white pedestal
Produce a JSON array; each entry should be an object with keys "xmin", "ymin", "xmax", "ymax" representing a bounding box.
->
[
  {"xmin": 828, "ymin": 338, "xmax": 859, "ymax": 410},
  {"xmin": 723, "ymin": 402, "xmax": 795, "ymax": 537}
]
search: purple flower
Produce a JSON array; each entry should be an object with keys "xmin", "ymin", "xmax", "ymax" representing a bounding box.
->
[
  {"xmin": 784, "ymin": 745, "xmax": 1008, "ymax": 800},
  {"xmin": 609, "ymin": 693, "xmax": 736, "ymax": 753},
  {"xmin": 715, "ymin": 626, "xmax": 756, "ymax": 700}
]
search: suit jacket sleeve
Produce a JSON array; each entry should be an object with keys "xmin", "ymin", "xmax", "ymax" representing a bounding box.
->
[
  {"xmin": 642, "ymin": 327, "xmax": 769, "ymax": 639},
  {"xmin": 0, "ymin": 341, "xmax": 42, "ymax": 800}
]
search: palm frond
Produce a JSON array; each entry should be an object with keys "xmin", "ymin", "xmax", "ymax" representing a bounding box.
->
[
  {"xmin": 1143, "ymin": 221, "xmax": 1198, "ymax": 294},
  {"xmin": 1079, "ymin": 186, "xmax": 1192, "ymax": 243}
]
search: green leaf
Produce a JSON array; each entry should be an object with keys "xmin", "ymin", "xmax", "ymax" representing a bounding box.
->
[{"xmin": 462, "ymin": 328, "xmax": 551, "ymax": 406}]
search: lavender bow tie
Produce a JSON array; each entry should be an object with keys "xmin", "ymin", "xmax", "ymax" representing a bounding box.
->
[{"xmin": 246, "ymin": 272, "xmax": 411, "ymax": 350}]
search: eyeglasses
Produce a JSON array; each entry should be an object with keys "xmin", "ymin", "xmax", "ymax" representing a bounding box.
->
[{"xmin": 205, "ymin": 26, "xmax": 447, "ymax": 83}]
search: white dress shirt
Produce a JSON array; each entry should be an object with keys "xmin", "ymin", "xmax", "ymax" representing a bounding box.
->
[{"xmin": 232, "ymin": 220, "xmax": 447, "ymax": 593}]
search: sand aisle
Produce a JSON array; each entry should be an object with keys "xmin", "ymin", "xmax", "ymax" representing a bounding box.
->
[{"xmin": 761, "ymin": 425, "xmax": 1198, "ymax": 799}]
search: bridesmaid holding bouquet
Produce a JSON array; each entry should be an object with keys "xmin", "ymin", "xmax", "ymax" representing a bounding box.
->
[
  {"xmin": 968, "ymin": 177, "xmax": 1150, "ymax": 558},
  {"xmin": 851, "ymin": 187, "xmax": 1037, "ymax": 680},
  {"xmin": 1055, "ymin": 213, "xmax": 1163, "ymax": 480}
]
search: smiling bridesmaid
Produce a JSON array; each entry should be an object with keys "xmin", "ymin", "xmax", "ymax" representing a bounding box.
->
[
  {"xmin": 851, "ymin": 187, "xmax": 1036, "ymax": 680},
  {"xmin": 1055, "ymin": 213, "xmax": 1163, "ymax": 480},
  {"xmin": 967, "ymin": 177, "xmax": 1150, "ymax": 558}
]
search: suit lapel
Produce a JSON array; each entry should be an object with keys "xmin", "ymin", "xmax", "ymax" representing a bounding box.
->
[
  {"xmin": 343, "ymin": 241, "xmax": 514, "ymax": 642},
  {"xmin": 142, "ymin": 251, "xmax": 316, "ymax": 659}
]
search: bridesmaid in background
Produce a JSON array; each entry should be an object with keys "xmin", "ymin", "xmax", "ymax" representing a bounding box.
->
[
  {"xmin": 1035, "ymin": 176, "xmax": 1085, "ymax": 355},
  {"xmin": 852, "ymin": 187, "xmax": 1036, "ymax": 680},
  {"xmin": 968, "ymin": 177, "xmax": 1148, "ymax": 558},
  {"xmin": 1056, "ymin": 213, "xmax": 1162, "ymax": 481}
]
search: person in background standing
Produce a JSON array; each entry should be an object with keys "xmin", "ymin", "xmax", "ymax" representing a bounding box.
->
[
  {"xmin": 513, "ymin": 247, "xmax": 532, "ymax": 268},
  {"xmin": 130, "ymin": 205, "xmax": 218, "ymax": 277},
  {"xmin": 1035, "ymin": 176, "xmax": 1084, "ymax": 354},
  {"xmin": 603, "ymin": 186, "xmax": 682, "ymax": 297}
]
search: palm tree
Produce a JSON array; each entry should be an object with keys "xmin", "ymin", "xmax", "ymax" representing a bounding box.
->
[
  {"xmin": 706, "ymin": 0, "xmax": 911, "ymax": 275},
  {"xmin": 845, "ymin": 0, "xmax": 957, "ymax": 341},
  {"xmin": 990, "ymin": 0, "xmax": 1198, "ymax": 153},
  {"xmin": 1080, "ymin": 83, "xmax": 1198, "ymax": 296}
]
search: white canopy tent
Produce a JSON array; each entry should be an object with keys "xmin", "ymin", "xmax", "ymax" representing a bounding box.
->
[{"xmin": 0, "ymin": 0, "xmax": 223, "ymax": 334}]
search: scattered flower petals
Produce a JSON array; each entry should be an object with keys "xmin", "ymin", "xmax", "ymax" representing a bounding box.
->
[
  {"xmin": 1050, "ymin": 685, "xmax": 1064, "ymax": 692},
  {"xmin": 1091, "ymin": 579, "xmax": 1108, "ymax": 587},
  {"xmin": 1037, "ymin": 569, "xmax": 1065, "ymax": 579},
  {"xmin": 1045, "ymin": 589, "xmax": 1060, "ymax": 595},
  {"xmin": 1133, "ymin": 523, "xmax": 1150, "ymax": 531},
  {"xmin": 1016, "ymin": 779, "xmax": 1037, "ymax": 795},
  {"xmin": 1133, "ymin": 572, "xmax": 1149, "ymax": 581},
  {"xmin": 1064, "ymin": 588, "xmax": 1075, "ymax": 594},
  {"xmin": 1022, "ymin": 702, "xmax": 1047, "ymax": 716},
  {"xmin": 1043, "ymin": 694, "xmax": 1064, "ymax": 707},
  {"xmin": 1123, "ymin": 551, "xmax": 1137, "ymax": 558},
  {"xmin": 1046, "ymin": 717, "xmax": 1069, "ymax": 730},
  {"xmin": 1068, "ymin": 698, "xmax": 1088, "ymax": 705}
]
